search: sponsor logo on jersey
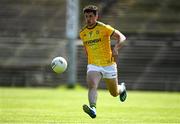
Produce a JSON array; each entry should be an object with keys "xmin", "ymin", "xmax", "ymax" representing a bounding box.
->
[{"xmin": 84, "ymin": 38, "xmax": 101, "ymax": 45}]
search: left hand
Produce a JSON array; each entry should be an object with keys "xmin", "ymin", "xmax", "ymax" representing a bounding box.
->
[
  {"xmin": 113, "ymin": 44, "xmax": 120, "ymax": 56},
  {"xmin": 112, "ymin": 45, "xmax": 119, "ymax": 63}
]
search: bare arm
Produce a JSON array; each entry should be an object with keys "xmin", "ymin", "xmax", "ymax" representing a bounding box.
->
[{"xmin": 111, "ymin": 29, "xmax": 126, "ymax": 62}]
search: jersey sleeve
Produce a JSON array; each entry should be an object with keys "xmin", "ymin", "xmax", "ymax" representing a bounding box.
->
[
  {"xmin": 105, "ymin": 24, "xmax": 115, "ymax": 37},
  {"xmin": 79, "ymin": 31, "xmax": 85, "ymax": 46},
  {"xmin": 79, "ymin": 32, "xmax": 83, "ymax": 40}
]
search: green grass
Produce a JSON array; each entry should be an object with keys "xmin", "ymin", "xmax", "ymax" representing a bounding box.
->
[{"xmin": 0, "ymin": 86, "xmax": 180, "ymax": 124}]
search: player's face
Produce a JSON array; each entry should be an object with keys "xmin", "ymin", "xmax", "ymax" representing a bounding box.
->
[{"xmin": 84, "ymin": 12, "xmax": 98, "ymax": 27}]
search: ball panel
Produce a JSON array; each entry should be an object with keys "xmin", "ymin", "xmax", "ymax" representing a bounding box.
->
[{"xmin": 51, "ymin": 57, "xmax": 67, "ymax": 73}]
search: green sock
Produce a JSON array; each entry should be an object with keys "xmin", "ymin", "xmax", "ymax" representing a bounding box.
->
[{"xmin": 90, "ymin": 103, "xmax": 96, "ymax": 108}]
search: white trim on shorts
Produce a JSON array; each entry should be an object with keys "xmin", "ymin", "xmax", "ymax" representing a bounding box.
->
[{"xmin": 87, "ymin": 63, "xmax": 117, "ymax": 79}]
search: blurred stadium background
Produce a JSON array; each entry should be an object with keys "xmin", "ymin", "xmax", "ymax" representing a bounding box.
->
[{"xmin": 0, "ymin": 0, "xmax": 180, "ymax": 91}]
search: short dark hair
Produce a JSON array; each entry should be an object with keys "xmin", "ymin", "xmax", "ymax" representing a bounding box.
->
[{"xmin": 83, "ymin": 5, "xmax": 98, "ymax": 15}]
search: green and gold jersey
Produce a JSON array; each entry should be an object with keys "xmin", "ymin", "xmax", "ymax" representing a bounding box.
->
[{"xmin": 79, "ymin": 21, "xmax": 115, "ymax": 66}]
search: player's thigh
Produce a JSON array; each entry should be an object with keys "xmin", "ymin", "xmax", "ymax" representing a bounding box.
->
[
  {"xmin": 104, "ymin": 78, "xmax": 119, "ymax": 96},
  {"xmin": 87, "ymin": 71, "xmax": 102, "ymax": 88}
]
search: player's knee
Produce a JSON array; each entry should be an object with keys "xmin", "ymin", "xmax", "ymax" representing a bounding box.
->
[
  {"xmin": 88, "ymin": 80, "xmax": 98, "ymax": 89},
  {"xmin": 109, "ymin": 91, "xmax": 119, "ymax": 97}
]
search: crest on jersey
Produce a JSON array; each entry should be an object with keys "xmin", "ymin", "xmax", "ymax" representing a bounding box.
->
[{"xmin": 96, "ymin": 30, "xmax": 99, "ymax": 34}]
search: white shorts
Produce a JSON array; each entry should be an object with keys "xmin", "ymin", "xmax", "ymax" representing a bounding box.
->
[{"xmin": 87, "ymin": 64, "xmax": 117, "ymax": 79}]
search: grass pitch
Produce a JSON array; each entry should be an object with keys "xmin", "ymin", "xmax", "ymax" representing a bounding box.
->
[{"xmin": 0, "ymin": 86, "xmax": 180, "ymax": 124}]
